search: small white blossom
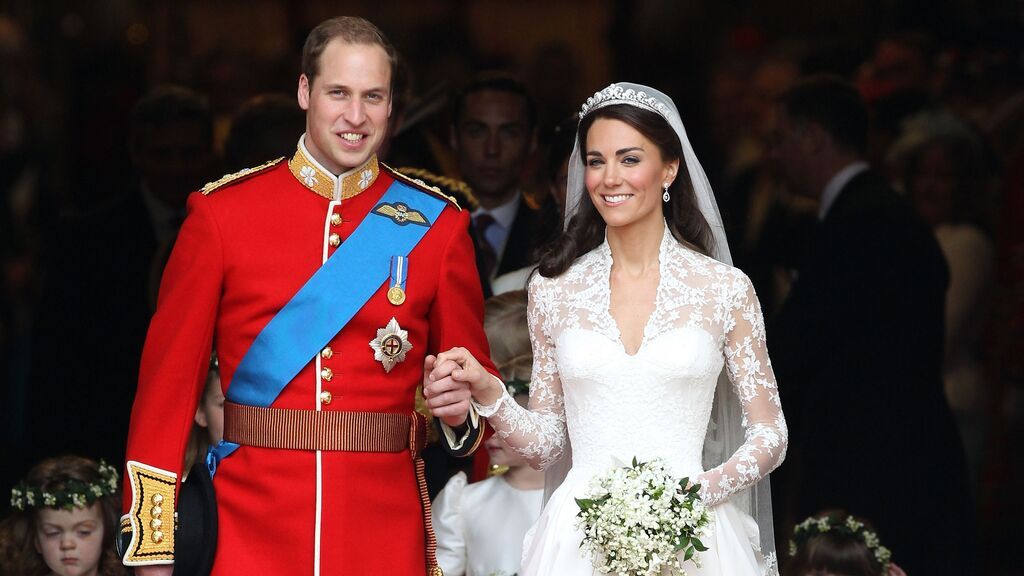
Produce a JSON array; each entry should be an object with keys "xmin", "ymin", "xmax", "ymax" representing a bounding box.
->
[
  {"xmin": 11, "ymin": 489, "xmax": 24, "ymax": 510},
  {"xmin": 876, "ymin": 545, "xmax": 892, "ymax": 564},
  {"xmin": 43, "ymin": 492, "xmax": 56, "ymax": 506}
]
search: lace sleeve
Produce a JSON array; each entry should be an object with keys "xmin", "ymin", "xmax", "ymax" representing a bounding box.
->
[
  {"xmin": 475, "ymin": 277, "xmax": 568, "ymax": 470},
  {"xmin": 697, "ymin": 272, "xmax": 788, "ymax": 507}
]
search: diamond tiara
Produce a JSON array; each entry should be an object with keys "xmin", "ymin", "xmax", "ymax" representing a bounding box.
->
[{"xmin": 579, "ymin": 84, "xmax": 673, "ymax": 120}]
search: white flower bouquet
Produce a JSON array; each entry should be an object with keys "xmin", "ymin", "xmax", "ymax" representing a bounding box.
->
[{"xmin": 575, "ymin": 457, "xmax": 711, "ymax": 576}]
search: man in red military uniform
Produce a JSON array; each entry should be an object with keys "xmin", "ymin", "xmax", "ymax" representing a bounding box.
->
[{"xmin": 122, "ymin": 17, "xmax": 495, "ymax": 575}]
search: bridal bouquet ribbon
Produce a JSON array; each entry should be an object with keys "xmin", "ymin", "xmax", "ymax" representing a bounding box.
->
[{"xmin": 575, "ymin": 457, "xmax": 711, "ymax": 576}]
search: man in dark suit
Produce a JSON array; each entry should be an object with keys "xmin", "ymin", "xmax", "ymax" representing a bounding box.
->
[
  {"xmin": 451, "ymin": 76, "xmax": 541, "ymax": 294},
  {"xmin": 27, "ymin": 85, "xmax": 216, "ymax": 467},
  {"xmin": 769, "ymin": 77, "xmax": 975, "ymax": 575}
]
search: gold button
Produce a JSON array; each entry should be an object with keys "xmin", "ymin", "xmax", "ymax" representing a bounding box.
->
[
  {"xmin": 151, "ymin": 494, "xmax": 163, "ymax": 505},
  {"xmin": 329, "ymin": 233, "xmax": 341, "ymax": 247},
  {"xmin": 152, "ymin": 530, "xmax": 163, "ymax": 543},
  {"xmin": 321, "ymin": 346, "xmax": 333, "ymax": 359},
  {"xmin": 150, "ymin": 518, "xmax": 162, "ymax": 530},
  {"xmin": 320, "ymin": 367, "xmax": 333, "ymax": 381},
  {"xmin": 319, "ymin": 391, "xmax": 333, "ymax": 405},
  {"xmin": 151, "ymin": 505, "xmax": 162, "ymax": 518},
  {"xmin": 330, "ymin": 212, "xmax": 342, "ymax": 226}
]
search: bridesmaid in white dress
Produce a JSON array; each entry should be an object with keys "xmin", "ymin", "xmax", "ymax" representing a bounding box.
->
[
  {"xmin": 424, "ymin": 83, "xmax": 788, "ymax": 575},
  {"xmin": 432, "ymin": 291, "xmax": 545, "ymax": 576}
]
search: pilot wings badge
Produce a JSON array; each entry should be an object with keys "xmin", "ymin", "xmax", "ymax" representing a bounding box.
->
[
  {"xmin": 369, "ymin": 317, "xmax": 413, "ymax": 373},
  {"xmin": 372, "ymin": 202, "xmax": 430, "ymax": 227}
]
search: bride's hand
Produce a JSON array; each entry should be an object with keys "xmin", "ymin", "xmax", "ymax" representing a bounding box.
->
[{"xmin": 428, "ymin": 347, "xmax": 504, "ymax": 407}]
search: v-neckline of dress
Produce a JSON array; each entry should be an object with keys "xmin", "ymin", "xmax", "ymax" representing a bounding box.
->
[{"xmin": 602, "ymin": 223, "xmax": 669, "ymax": 357}]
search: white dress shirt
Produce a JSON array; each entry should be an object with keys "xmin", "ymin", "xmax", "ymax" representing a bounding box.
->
[{"xmin": 818, "ymin": 161, "xmax": 869, "ymax": 221}]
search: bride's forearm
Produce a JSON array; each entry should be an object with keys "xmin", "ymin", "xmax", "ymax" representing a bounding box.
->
[{"xmin": 477, "ymin": 395, "xmax": 568, "ymax": 470}]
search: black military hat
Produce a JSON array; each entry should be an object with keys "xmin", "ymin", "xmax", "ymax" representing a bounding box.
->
[{"xmin": 173, "ymin": 459, "xmax": 218, "ymax": 575}]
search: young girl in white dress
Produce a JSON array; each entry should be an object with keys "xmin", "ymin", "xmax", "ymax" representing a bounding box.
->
[
  {"xmin": 432, "ymin": 290, "xmax": 545, "ymax": 576},
  {"xmin": 426, "ymin": 82, "xmax": 788, "ymax": 575}
]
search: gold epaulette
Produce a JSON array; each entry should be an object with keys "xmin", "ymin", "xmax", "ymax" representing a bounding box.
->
[
  {"xmin": 396, "ymin": 166, "xmax": 480, "ymax": 211},
  {"xmin": 122, "ymin": 461, "xmax": 177, "ymax": 565},
  {"xmin": 201, "ymin": 157, "xmax": 285, "ymax": 195},
  {"xmin": 380, "ymin": 163, "xmax": 463, "ymax": 211}
]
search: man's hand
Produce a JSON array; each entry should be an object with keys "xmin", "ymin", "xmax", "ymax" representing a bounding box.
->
[
  {"xmin": 422, "ymin": 353, "xmax": 473, "ymax": 427},
  {"xmin": 426, "ymin": 347, "xmax": 504, "ymax": 410},
  {"xmin": 134, "ymin": 566, "xmax": 173, "ymax": 576}
]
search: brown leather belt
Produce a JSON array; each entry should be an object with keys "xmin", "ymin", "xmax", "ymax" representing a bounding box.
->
[
  {"xmin": 223, "ymin": 401, "xmax": 426, "ymax": 456},
  {"xmin": 223, "ymin": 400, "xmax": 437, "ymax": 573}
]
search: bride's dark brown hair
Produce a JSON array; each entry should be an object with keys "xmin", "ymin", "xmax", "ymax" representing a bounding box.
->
[{"xmin": 536, "ymin": 104, "xmax": 715, "ymax": 278}]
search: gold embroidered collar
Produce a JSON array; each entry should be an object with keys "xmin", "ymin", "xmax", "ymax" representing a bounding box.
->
[{"xmin": 288, "ymin": 136, "xmax": 380, "ymax": 201}]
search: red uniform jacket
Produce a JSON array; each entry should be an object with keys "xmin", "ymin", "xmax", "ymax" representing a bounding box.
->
[{"xmin": 122, "ymin": 143, "xmax": 494, "ymax": 575}]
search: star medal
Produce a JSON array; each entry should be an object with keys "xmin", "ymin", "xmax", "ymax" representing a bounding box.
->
[
  {"xmin": 388, "ymin": 256, "xmax": 408, "ymax": 306},
  {"xmin": 370, "ymin": 317, "xmax": 413, "ymax": 373}
]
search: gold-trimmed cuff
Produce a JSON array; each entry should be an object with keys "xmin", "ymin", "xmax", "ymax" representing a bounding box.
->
[
  {"xmin": 123, "ymin": 461, "xmax": 177, "ymax": 565},
  {"xmin": 436, "ymin": 403, "xmax": 484, "ymax": 457}
]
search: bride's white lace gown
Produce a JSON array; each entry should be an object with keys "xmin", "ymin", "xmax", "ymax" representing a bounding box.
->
[{"xmin": 477, "ymin": 226, "xmax": 788, "ymax": 575}]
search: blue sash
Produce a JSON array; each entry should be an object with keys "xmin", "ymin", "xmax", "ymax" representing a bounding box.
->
[{"xmin": 207, "ymin": 180, "xmax": 446, "ymax": 473}]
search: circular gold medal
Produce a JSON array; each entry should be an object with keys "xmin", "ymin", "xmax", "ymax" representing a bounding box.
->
[{"xmin": 387, "ymin": 286, "xmax": 406, "ymax": 305}]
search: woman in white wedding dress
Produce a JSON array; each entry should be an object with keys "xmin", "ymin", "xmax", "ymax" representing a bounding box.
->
[{"xmin": 427, "ymin": 83, "xmax": 788, "ymax": 576}]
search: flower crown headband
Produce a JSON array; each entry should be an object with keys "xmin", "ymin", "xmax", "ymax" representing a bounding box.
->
[
  {"xmin": 503, "ymin": 378, "xmax": 530, "ymax": 398},
  {"xmin": 10, "ymin": 461, "xmax": 119, "ymax": 511},
  {"xmin": 789, "ymin": 514, "xmax": 892, "ymax": 571},
  {"xmin": 495, "ymin": 353, "xmax": 531, "ymax": 398},
  {"xmin": 579, "ymin": 84, "xmax": 674, "ymax": 120}
]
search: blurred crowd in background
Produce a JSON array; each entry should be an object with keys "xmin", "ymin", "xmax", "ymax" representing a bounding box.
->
[{"xmin": 0, "ymin": 1, "xmax": 1021, "ymax": 574}]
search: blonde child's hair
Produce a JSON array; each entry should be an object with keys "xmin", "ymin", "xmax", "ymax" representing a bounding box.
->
[{"xmin": 483, "ymin": 290, "xmax": 532, "ymax": 385}]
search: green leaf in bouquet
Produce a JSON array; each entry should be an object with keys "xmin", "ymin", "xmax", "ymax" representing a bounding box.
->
[
  {"xmin": 691, "ymin": 536, "xmax": 708, "ymax": 552},
  {"xmin": 575, "ymin": 497, "xmax": 597, "ymax": 512},
  {"xmin": 684, "ymin": 546, "xmax": 695, "ymax": 561},
  {"xmin": 632, "ymin": 456, "xmax": 639, "ymax": 468},
  {"xmin": 676, "ymin": 535, "xmax": 690, "ymax": 551}
]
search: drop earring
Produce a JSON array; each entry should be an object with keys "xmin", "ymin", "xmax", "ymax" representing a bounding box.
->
[{"xmin": 662, "ymin": 183, "xmax": 670, "ymax": 203}]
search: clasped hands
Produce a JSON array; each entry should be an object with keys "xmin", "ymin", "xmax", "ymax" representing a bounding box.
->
[{"xmin": 422, "ymin": 347, "xmax": 504, "ymax": 426}]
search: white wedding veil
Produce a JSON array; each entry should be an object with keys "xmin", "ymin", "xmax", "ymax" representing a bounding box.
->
[{"xmin": 552, "ymin": 82, "xmax": 778, "ymax": 570}]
